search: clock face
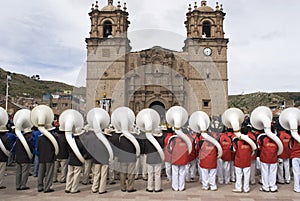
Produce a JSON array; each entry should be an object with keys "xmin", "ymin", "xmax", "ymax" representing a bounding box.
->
[{"xmin": 203, "ymin": 47, "xmax": 212, "ymax": 56}]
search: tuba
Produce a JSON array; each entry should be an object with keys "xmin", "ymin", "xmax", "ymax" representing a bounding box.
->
[
  {"xmin": 136, "ymin": 108, "xmax": 164, "ymax": 161},
  {"xmin": 59, "ymin": 109, "xmax": 85, "ymax": 163},
  {"xmin": 222, "ymin": 108, "xmax": 257, "ymax": 154},
  {"xmin": 189, "ymin": 111, "xmax": 222, "ymax": 158},
  {"xmin": 250, "ymin": 106, "xmax": 283, "ymax": 155},
  {"xmin": 279, "ymin": 107, "xmax": 300, "ymax": 143},
  {"xmin": 13, "ymin": 109, "xmax": 33, "ymax": 159},
  {"xmin": 0, "ymin": 107, "xmax": 10, "ymax": 156},
  {"xmin": 166, "ymin": 106, "xmax": 192, "ymax": 154},
  {"xmin": 111, "ymin": 107, "xmax": 140, "ymax": 157},
  {"xmin": 86, "ymin": 108, "xmax": 113, "ymax": 162},
  {"xmin": 31, "ymin": 105, "xmax": 59, "ymax": 155}
]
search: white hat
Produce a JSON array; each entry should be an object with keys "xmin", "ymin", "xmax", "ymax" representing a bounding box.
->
[
  {"xmin": 0, "ymin": 125, "xmax": 8, "ymax": 132},
  {"xmin": 23, "ymin": 127, "xmax": 32, "ymax": 134}
]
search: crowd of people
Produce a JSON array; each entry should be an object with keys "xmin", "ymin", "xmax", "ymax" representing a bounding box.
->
[{"xmin": 0, "ymin": 115, "xmax": 300, "ymax": 195}]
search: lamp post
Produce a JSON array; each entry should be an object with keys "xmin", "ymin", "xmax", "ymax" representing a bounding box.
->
[{"xmin": 5, "ymin": 74, "xmax": 11, "ymax": 111}]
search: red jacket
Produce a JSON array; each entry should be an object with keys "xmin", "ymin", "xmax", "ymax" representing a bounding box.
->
[
  {"xmin": 169, "ymin": 137, "xmax": 189, "ymax": 165},
  {"xmin": 198, "ymin": 140, "xmax": 218, "ymax": 169},
  {"xmin": 290, "ymin": 136, "xmax": 300, "ymax": 159},
  {"xmin": 247, "ymin": 131, "xmax": 257, "ymax": 160},
  {"xmin": 278, "ymin": 130, "xmax": 291, "ymax": 159},
  {"xmin": 258, "ymin": 135, "xmax": 278, "ymax": 164},
  {"xmin": 219, "ymin": 132, "xmax": 233, "ymax": 161},
  {"xmin": 164, "ymin": 131, "xmax": 174, "ymax": 162},
  {"xmin": 233, "ymin": 138, "xmax": 252, "ymax": 168}
]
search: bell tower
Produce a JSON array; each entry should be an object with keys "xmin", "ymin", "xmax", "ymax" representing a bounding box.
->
[
  {"xmin": 86, "ymin": 0, "xmax": 131, "ymax": 112},
  {"xmin": 183, "ymin": 0, "xmax": 229, "ymax": 116}
]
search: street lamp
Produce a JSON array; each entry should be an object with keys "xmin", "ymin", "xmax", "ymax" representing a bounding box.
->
[{"xmin": 5, "ymin": 74, "xmax": 11, "ymax": 111}]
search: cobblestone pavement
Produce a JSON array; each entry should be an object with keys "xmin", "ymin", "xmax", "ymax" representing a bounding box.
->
[{"xmin": 1, "ymin": 165, "xmax": 300, "ymax": 201}]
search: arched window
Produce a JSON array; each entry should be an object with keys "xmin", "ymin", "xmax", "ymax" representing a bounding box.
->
[
  {"xmin": 103, "ymin": 21, "xmax": 112, "ymax": 38},
  {"xmin": 202, "ymin": 21, "xmax": 211, "ymax": 37}
]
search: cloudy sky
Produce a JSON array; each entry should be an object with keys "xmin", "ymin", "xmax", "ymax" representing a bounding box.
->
[{"xmin": 0, "ymin": 0, "xmax": 299, "ymax": 95}]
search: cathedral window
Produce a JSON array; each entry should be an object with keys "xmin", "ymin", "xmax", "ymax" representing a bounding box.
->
[
  {"xmin": 202, "ymin": 21, "xmax": 211, "ymax": 37},
  {"xmin": 103, "ymin": 21, "xmax": 112, "ymax": 37}
]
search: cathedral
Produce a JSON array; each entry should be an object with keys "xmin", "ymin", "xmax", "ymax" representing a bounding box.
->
[{"xmin": 85, "ymin": 0, "xmax": 229, "ymax": 120}]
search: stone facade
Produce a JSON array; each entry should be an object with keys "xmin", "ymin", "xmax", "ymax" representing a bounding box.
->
[{"xmin": 86, "ymin": 0, "xmax": 229, "ymax": 119}]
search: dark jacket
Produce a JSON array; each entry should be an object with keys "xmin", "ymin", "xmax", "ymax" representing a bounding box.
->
[
  {"xmin": 37, "ymin": 135, "xmax": 55, "ymax": 163},
  {"xmin": 0, "ymin": 133, "xmax": 11, "ymax": 162},
  {"xmin": 68, "ymin": 136, "xmax": 87, "ymax": 166},
  {"xmin": 144, "ymin": 135, "xmax": 164, "ymax": 164},
  {"xmin": 116, "ymin": 133, "xmax": 138, "ymax": 163},
  {"xmin": 15, "ymin": 137, "xmax": 33, "ymax": 164},
  {"xmin": 55, "ymin": 132, "xmax": 69, "ymax": 159}
]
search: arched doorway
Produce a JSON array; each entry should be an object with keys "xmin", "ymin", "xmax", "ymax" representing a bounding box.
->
[{"xmin": 149, "ymin": 101, "xmax": 166, "ymax": 123}]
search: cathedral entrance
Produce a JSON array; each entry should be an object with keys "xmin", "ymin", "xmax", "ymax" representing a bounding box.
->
[{"xmin": 149, "ymin": 101, "xmax": 166, "ymax": 123}]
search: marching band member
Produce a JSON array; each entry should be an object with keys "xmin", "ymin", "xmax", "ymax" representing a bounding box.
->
[
  {"xmin": 65, "ymin": 131, "xmax": 87, "ymax": 194},
  {"xmin": 217, "ymin": 128, "xmax": 233, "ymax": 185},
  {"xmin": 163, "ymin": 126, "xmax": 174, "ymax": 182},
  {"xmin": 198, "ymin": 131, "xmax": 218, "ymax": 191},
  {"xmin": 53, "ymin": 129, "xmax": 69, "ymax": 183},
  {"xmin": 15, "ymin": 128, "xmax": 33, "ymax": 190},
  {"xmin": 289, "ymin": 126, "xmax": 300, "ymax": 193},
  {"xmin": 37, "ymin": 126, "xmax": 56, "ymax": 193},
  {"xmin": 0, "ymin": 125, "xmax": 11, "ymax": 189},
  {"xmin": 257, "ymin": 126, "xmax": 279, "ymax": 192},
  {"xmin": 168, "ymin": 131, "xmax": 189, "ymax": 191},
  {"xmin": 231, "ymin": 126, "xmax": 253, "ymax": 193},
  {"xmin": 277, "ymin": 127, "xmax": 291, "ymax": 184},
  {"xmin": 144, "ymin": 128, "xmax": 164, "ymax": 192}
]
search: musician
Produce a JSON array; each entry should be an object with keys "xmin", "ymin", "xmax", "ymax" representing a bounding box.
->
[
  {"xmin": 15, "ymin": 127, "xmax": 33, "ymax": 190},
  {"xmin": 257, "ymin": 126, "xmax": 279, "ymax": 192},
  {"xmin": 0, "ymin": 125, "xmax": 11, "ymax": 189},
  {"xmin": 217, "ymin": 128, "xmax": 233, "ymax": 185},
  {"xmin": 198, "ymin": 131, "xmax": 218, "ymax": 191},
  {"xmin": 168, "ymin": 131, "xmax": 189, "ymax": 191},
  {"xmin": 53, "ymin": 129, "xmax": 68, "ymax": 183},
  {"xmin": 144, "ymin": 129, "xmax": 164, "ymax": 192},
  {"xmin": 65, "ymin": 132, "xmax": 87, "ymax": 194},
  {"xmin": 288, "ymin": 126, "xmax": 300, "ymax": 193},
  {"xmin": 37, "ymin": 126, "xmax": 56, "ymax": 193},
  {"xmin": 277, "ymin": 128, "xmax": 291, "ymax": 184}
]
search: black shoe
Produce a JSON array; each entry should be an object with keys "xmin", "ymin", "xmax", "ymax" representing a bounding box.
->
[
  {"xmin": 38, "ymin": 189, "xmax": 44, "ymax": 192},
  {"xmin": 71, "ymin": 190, "xmax": 80, "ymax": 194},
  {"xmin": 155, "ymin": 189, "xmax": 163, "ymax": 192},
  {"xmin": 109, "ymin": 181, "xmax": 116, "ymax": 185},
  {"xmin": 81, "ymin": 182, "xmax": 88, "ymax": 185},
  {"xmin": 60, "ymin": 181, "xmax": 66, "ymax": 183},
  {"xmin": 92, "ymin": 190, "xmax": 97, "ymax": 193},
  {"xmin": 65, "ymin": 190, "xmax": 70, "ymax": 193},
  {"xmin": 16, "ymin": 188, "xmax": 21, "ymax": 190},
  {"xmin": 277, "ymin": 181, "xmax": 284, "ymax": 185},
  {"xmin": 44, "ymin": 189, "xmax": 55, "ymax": 193},
  {"xmin": 127, "ymin": 189, "xmax": 137, "ymax": 193},
  {"xmin": 53, "ymin": 180, "xmax": 58, "ymax": 183},
  {"xmin": 121, "ymin": 189, "xmax": 126, "ymax": 192},
  {"xmin": 146, "ymin": 189, "xmax": 153, "ymax": 192},
  {"xmin": 99, "ymin": 191, "xmax": 107, "ymax": 194},
  {"xmin": 21, "ymin": 187, "xmax": 30, "ymax": 190},
  {"xmin": 0, "ymin": 186, "xmax": 6, "ymax": 189}
]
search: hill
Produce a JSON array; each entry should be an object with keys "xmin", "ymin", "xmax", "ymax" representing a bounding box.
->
[{"xmin": 0, "ymin": 68, "xmax": 74, "ymax": 98}]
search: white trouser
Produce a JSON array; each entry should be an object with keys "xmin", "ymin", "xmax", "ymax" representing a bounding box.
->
[
  {"xmin": 250, "ymin": 160, "xmax": 256, "ymax": 184},
  {"xmin": 217, "ymin": 159, "xmax": 230, "ymax": 184},
  {"xmin": 277, "ymin": 158, "xmax": 290, "ymax": 183},
  {"xmin": 171, "ymin": 165, "xmax": 186, "ymax": 191},
  {"xmin": 292, "ymin": 158, "xmax": 300, "ymax": 192},
  {"xmin": 260, "ymin": 162, "xmax": 278, "ymax": 191},
  {"xmin": 201, "ymin": 168, "xmax": 217, "ymax": 190},
  {"xmin": 165, "ymin": 162, "xmax": 172, "ymax": 180},
  {"xmin": 235, "ymin": 166, "xmax": 250, "ymax": 192},
  {"xmin": 135, "ymin": 154, "xmax": 147, "ymax": 179},
  {"xmin": 196, "ymin": 158, "xmax": 202, "ymax": 183},
  {"xmin": 230, "ymin": 161, "xmax": 235, "ymax": 181},
  {"xmin": 147, "ymin": 163, "xmax": 162, "ymax": 191},
  {"xmin": 185, "ymin": 159, "xmax": 196, "ymax": 181}
]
